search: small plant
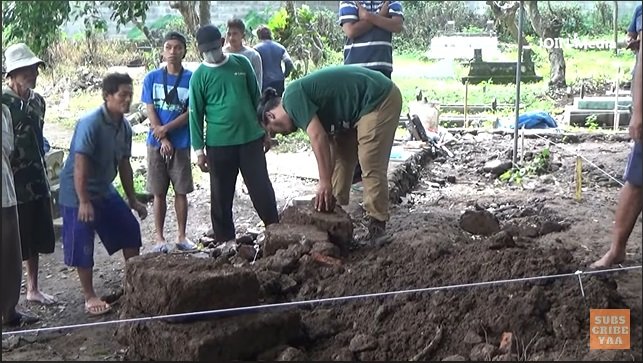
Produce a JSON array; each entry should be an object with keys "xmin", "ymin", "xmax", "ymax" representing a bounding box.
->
[
  {"xmin": 585, "ymin": 114, "xmax": 599, "ymax": 131},
  {"xmin": 500, "ymin": 147, "xmax": 551, "ymax": 185}
]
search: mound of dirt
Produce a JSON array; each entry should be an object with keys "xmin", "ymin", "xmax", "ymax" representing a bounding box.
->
[{"xmin": 255, "ymin": 210, "xmax": 640, "ymax": 361}]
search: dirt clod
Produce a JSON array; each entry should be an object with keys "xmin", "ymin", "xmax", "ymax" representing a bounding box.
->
[
  {"xmin": 470, "ymin": 343, "xmax": 497, "ymax": 361},
  {"xmin": 349, "ymin": 334, "xmax": 378, "ymax": 353},
  {"xmin": 459, "ymin": 209, "xmax": 501, "ymax": 236},
  {"xmin": 280, "ymin": 204, "xmax": 354, "ymax": 248},
  {"xmin": 488, "ymin": 231, "xmax": 516, "ymax": 250}
]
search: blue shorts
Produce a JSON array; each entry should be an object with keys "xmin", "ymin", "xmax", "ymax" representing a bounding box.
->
[
  {"xmin": 61, "ymin": 192, "xmax": 142, "ymax": 268},
  {"xmin": 624, "ymin": 142, "xmax": 643, "ymax": 187}
]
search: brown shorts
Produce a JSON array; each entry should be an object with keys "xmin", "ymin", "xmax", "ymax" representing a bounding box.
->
[{"xmin": 146, "ymin": 147, "xmax": 194, "ymax": 195}]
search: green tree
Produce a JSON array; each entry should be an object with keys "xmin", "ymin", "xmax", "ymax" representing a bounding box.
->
[{"xmin": 2, "ymin": 1, "xmax": 72, "ymax": 56}]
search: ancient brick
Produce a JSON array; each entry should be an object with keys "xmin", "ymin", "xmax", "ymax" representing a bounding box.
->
[
  {"xmin": 123, "ymin": 253, "xmax": 260, "ymax": 316},
  {"xmin": 263, "ymin": 223, "xmax": 328, "ymax": 256},
  {"xmin": 280, "ymin": 204, "xmax": 353, "ymax": 247},
  {"xmin": 118, "ymin": 311, "xmax": 302, "ymax": 361}
]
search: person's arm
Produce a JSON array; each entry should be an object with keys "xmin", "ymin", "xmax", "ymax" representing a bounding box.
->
[
  {"xmin": 339, "ymin": 1, "xmax": 373, "ymax": 39},
  {"xmin": 241, "ymin": 56, "xmax": 261, "ymax": 110},
  {"xmin": 366, "ymin": 14, "xmax": 403, "ymax": 33},
  {"xmin": 118, "ymin": 157, "xmax": 137, "ymax": 204},
  {"xmin": 142, "ymin": 74, "xmax": 163, "ymax": 130},
  {"xmin": 627, "ymin": 7, "xmax": 640, "ymax": 40},
  {"xmin": 306, "ymin": 115, "xmax": 333, "ymax": 185},
  {"xmin": 72, "ymin": 121, "xmax": 96, "ymax": 204},
  {"xmin": 188, "ymin": 71, "xmax": 206, "ymax": 156},
  {"xmin": 282, "ymin": 49, "xmax": 294, "ymax": 79},
  {"xmin": 162, "ymin": 112, "xmax": 188, "ymax": 132},
  {"xmin": 252, "ymin": 52, "xmax": 263, "ymax": 91}
]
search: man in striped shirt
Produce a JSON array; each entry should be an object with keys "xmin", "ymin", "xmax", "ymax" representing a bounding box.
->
[
  {"xmin": 339, "ymin": 1, "xmax": 404, "ymax": 79},
  {"xmin": 338, "ymin": 1, "xmax": 404, "ymax": 185}
]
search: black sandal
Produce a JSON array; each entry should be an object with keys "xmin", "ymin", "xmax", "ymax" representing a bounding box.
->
[{"xmin": 3, "ymin": 312, "xmax": 40, "ymax": 327}]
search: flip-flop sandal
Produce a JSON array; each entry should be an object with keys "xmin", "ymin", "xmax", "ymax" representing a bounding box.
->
[
  {"xmin": 176, "ymin": 239, "xmax": 198, "ymax": 252},
  {"xmin": 85, "ymin": 302, "xmax": 112, "ymax": 316},
  {"xmin": 151, "ymin": 243, "xmax": 170, "ymax": 253}
]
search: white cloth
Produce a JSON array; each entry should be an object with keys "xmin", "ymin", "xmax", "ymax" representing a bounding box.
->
[{"xmin": 2, "ymin": 104, "xmax": 16, "ymax": 208}]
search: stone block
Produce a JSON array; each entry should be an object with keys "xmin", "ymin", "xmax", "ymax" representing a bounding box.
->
[
  {"xmin": 118, "ymin": 311, "xmax": 302, "ymax": 361},
  {"xmin": 263, "ymin": 223, "xmax": 328, "ymax": 256},
  {"xmin": 280, "ymin": 204, "xmax": 353, "ymax": 247},
  {"xmin": 123, "ymin": 253, "xmax": 260, "ymax": 316}
]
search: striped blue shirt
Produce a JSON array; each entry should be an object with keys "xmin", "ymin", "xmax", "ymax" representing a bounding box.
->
[{"xmin": 338, "ymin": 1, "xmax": 404, "ymax": 72}]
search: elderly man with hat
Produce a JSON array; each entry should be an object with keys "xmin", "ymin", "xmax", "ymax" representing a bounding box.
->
[
  {"xmin": 2, "ymin": 43, "xmax": 57, "ymax": 306},
  {"xmin": 189, "ymin": 24, "xmax": 278, "ymax": 244},
  {"xmin": 141, "ymin": 31, "xmax": 196, "ymax": 253}
]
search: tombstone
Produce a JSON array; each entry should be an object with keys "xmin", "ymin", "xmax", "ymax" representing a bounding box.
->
[
  {"xmin": 485, "ymin": 20, "xmax": 495, "ymax": 33},
  {"xmin": 445, "ymin": 20, "xmax": 455, "ymax": 33},
  {"xmin": 473, "ymin": 49, "xmax": 483, "ymax": 62}
]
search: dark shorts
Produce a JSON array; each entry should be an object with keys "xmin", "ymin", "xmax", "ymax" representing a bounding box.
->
[
  {"xmin": 61, "ymin": 191, "xmax": 142, "ymax": 268},
  {"xmin": 624, "ymin": 141, "xmax": 642, "ymax": 187},
  {"xmin": 17, "ymin": 197, "xmax": 55, "ymax": 260},
  {"xmin": 146, "ymin": 146, "xmax": 194, "ymax": 195},
  {"xmin": 264, "ymin": 80, "xmax": 285, "ymax": 97}
]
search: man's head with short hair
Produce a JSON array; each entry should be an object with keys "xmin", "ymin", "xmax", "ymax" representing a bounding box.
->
[
  {"xmin": 102, "ymin": 73, "xmax": 133, "ymax": 116},
  {"xmin": 256, "ymin": 25, "xmax": 272, "ymax": 40},
  {"xmin": 226, "ymin": 18, "xmax": 247, "ymax": 49},
  {"xmin": 163, "ymin": 31, "xmax": 188, "ymax": 63}
]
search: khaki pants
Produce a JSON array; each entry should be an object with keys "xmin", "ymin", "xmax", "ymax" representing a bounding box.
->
[
  {"xmin": 331, "ymin": 84, "xmax": 403, "ymax": 222},
  {"xmin": 2, "ymin": 206, "xmax": 22, "ymax": 320}
]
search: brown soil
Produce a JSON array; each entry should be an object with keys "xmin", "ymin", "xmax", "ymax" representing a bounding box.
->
[{"xmin": 2, "ymin": 131, "xmax": 641, "ymax": 361}]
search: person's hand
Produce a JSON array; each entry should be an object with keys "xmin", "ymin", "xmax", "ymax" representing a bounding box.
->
[
  {"xmin": 355, "ymin": 1, "xmax": 371, "ymax": 21},
  {"xmin": 629, "ymin": 109, "xmax": 642, "ymax": 142},
  {"xmin": 78, "ymin": 201, "xmax": 94, "ymax": 222},
  {"xmin": 314, "ymin": 181, "xmax": 336, "ymax": 212},
  {"xmin": 152, "ymin": 125, "xmax": 168, "ymax": 140},
  {"xmin": 160, "ymin": 138, "xmax": 174, "ymax": 157},
  {"xmin": 129, "ymin": 199, "xmax": 148, "ymax": 220},
  {"xmin": 263, "ymin": 133, "xmax": 272, "ymax": 153},
  {"xmin": 379, "ymin": 1, "xmax": 390, "ymax": 17},
  {"xmin": 197, "ymin": 154, "xmax": 209, "ymax": 173}
]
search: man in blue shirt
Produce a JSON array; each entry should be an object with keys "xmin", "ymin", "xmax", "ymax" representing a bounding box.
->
[
  {"xmin": 253, "ymin": 26, "xmax": 294, "ymax": 96},
  {"xmin": 626, "ymin": 4, "xmax": 642, "ymax": 52},
  {"xmin": 141, "ymin": 31, "xmax": 196, "ymax": 253},
  {"xmin": 339, "ymin": 1, "xmax": 404, "ymax": 187},
  {"xmin": 59, "ymin": 73, "xmax": 147, "ymax": 316}
]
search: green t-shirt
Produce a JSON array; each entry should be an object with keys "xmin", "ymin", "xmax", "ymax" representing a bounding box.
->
[
  {"xmin": 282, "ymin": 65, "xmax": 393, "ymax": 133},
  {"xmin": 189, "ymin": 54, "xmax": 265, "ymax": 148}
]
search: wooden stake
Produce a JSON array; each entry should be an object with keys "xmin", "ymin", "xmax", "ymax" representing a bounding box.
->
[
  {"xmin": 575, "ymin": 156, "xmax": 582, "ymax": 202},
  {"xmin": 464, "ymin": 80, "xmax": 469, "ymax": 128}
]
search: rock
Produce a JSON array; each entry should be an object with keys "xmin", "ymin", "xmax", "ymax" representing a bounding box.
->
[
  {"xmin": 539, "ymin": 220, "xmax": 569, "ymax": 236},
  {"xmin": 117, "ymin": 311, "xmax": 302, "ymax": 361},
  {"xmin": 311, "ymin": 241, "xmax": 341, "ymax": 258},
  {"xmin": 237, "ymin": 244, "xmax": 257, "ymax": 261},
  {"xmin": 502, "ymin": 216, "xmax": 569, "ymax": 238},
  {"xmin": 332, "ymin": 348, "xmax": 354, "ymax": 361},
  {"xmin": 263, "ymin": 224, "xmax": 328, "ymax": 256},
  {"xmin": 280, "ymin": 204, "xmax": 353, "ymax": 248},
  {"xmin": 442, "ymin": 355, "xmax": 467, "ymax": 361},
  {"xmin": 374, "ymin": 304, "xmax": 392, "ymax": 322},
  {"xmin": 257, "ymin": 270, "xmax": 298, "ymax": 296},
  {"xmin": 447, "ymin": 175, "xmax": 457, "ymax": 183},
  {"xmin": 497, "ymin": 332, "xmax": 513, "ymax": 354},
  {"xmin": 483, "ymin": 159, "xmax": 513, "ymax": 177},
  {"xmin": 488, "ymin": 231, "xmax": 516, "ymax": 250},
  {"xmin": 349, "ymin": 334, "xmax": 378, "ymax": 353},
  {"xmin": 122, "ymin": 254, "xmax": 260, "ymax": 317},
  {"xmin": 459, "ymin": 210, "xmax": 501, "ymax": 236},
  {"xmin": 304, "ymin": 309, "xmax": 340, "ymax": 340},
  {"xmin": 2, "ymin": 336, "xmax": 21, "ymax": 350},
  {"xmin": 236, "ymin": 235, "xmax": 255, "ymax": 245},
  {"xmin": 257, "ymin": 245, "xmax": 303, "ymax": 274},
  {"xmin": 492, "ymin": 353, "xmax": 518, "ymax": 361},
  {"xmin": 469, "ymin": 343, "xmax": 496, "ymax": 361},
  {"xmin": 277, "ymin": 347, "xmax": 306, "ymax": 361},
  {"xmin": 463, "ymin": 330, "xmax": 484, "ymax": 345}
]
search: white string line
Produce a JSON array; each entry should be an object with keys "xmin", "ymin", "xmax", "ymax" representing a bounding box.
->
[
  {"xmin": 3, "ymin": 265, "xmax": 640, "ymax": 337},
  {"xmin": 528, "ymin": 132, "xmax": 625, "ymax": 187}
]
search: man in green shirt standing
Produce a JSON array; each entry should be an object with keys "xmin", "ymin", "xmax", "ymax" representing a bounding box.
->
[
  {"xmin": 189, "ymin": 25, "xmax": 278, "ymax": 243},
  {"xmin": 257, "ymin": 65, "xmax": 402, "ymax": 243}
]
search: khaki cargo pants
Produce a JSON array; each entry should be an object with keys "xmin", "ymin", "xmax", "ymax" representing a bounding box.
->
[{"xmin": 330, "ymin": 84, "xmax": 403, "ymax": 222}]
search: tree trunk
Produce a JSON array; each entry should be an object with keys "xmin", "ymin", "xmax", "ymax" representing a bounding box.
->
[
  {"xmin": 169, "ymin": 1, "xmax": 199, "ymax": 36},
  {"xmin": 524, "ymin": 1, "xmax": 566, "ymax": 88},
  {"xmin": 486, "ymin": 1, "xmax": 528, "ymax": 45},
  {"xmin": 198, "ymin": 1, "xmax": 211, "ymax": 27}
]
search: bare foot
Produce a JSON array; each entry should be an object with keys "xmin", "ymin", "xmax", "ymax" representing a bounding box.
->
[
  {"xmin": 590, "ymin": 249, "xmax": 626, "ymax": 269},
  {"xmin": 84, "ymin": 297, "xmax": 112, "ymax": 316},
  {"xmin": 26, "ymin": 290, "xmax": 57, "ymax": 305}
]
